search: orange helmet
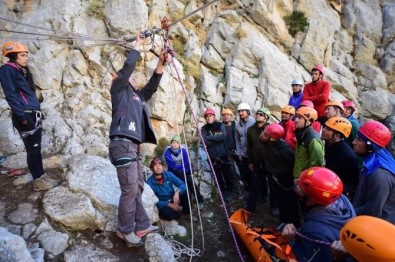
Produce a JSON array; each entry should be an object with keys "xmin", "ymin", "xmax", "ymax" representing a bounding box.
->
[
  {"xmin": 281, "ymin": 105, "xmax": 295, "ymax": 115},
  {"xmin": 324, "ymin": 117, "xmax": 352, "ymax": 138},
  {"xmin": 358, "ymin": 120, "xmax": 391, "ymax": 148},
  {"xmin": 298, "ymin": 167, "xmax": 343, "ymax": 206},
  {"xmin": 341, "ymin": 216, "xmax": 395, "ymax": 262},
  {"xmin": 2, "ymin": 42, "xmax": 28, "ymax": 56},
  {"xmin": 221, "ymin": 108, "xmax": 234, "ymax": 116},
  {"xmin": 265, "ymin": 123, "xmax": 284, "ymax": 140},
  {"xmin": 326, "ymin": 100, "xmax": 345, "ymax": 113},
  {"xmin": 295, "ymin": 107, "xmax": 318, "ymax": 122}
]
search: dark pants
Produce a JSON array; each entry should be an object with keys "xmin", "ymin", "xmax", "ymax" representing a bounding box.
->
[
  {"xmin": 158, "ymin": 192, "xmax": 189, "ymax": 220},
  {"xmin": 246, "ymin": 162, "xmax": 269, "ymax": 213},
  {"xmin": 172, "ymin": 170, "xmax": 203, "ymax": 203},
  {"xmin": 236, "ymin": 156, "xmax": 253, "ymax": 191},
  {"xmin": 12, "ymin": 113, "xmax": 44, "ymax": 179},
  {"xmin": 211, "ymin": 156, "xmax": 234, "ymax": 194},
  {"xmin": 317, "ymin": 115, "xmax": 328, "ymax": 126},
  {"xmin": 109, "ymin": 140, "xmax": 150, "ymax": 234},
  {"xmin": 272, "ymin": 174, "xmax": 300, "ymax": 227}
]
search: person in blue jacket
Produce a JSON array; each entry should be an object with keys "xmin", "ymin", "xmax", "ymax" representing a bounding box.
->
[
  {"xmin": 288, "ymin": 79, "xmax": 304, "ymax": 109},
  {"xmin": 164, "ymin": 135, "xmax": 204, "ymax": 209},
  {"xmin": 146, "ymin": 157, "xmax": 189, "ymax": 220},
  {"xmin": 282, "ymin": 167, "xmax": 355, "ymax": 262},
  {"xmin": 352, "ymin": 120, "xmax": 395, "ymax": 224},
  {"xmin": 0, "ymin": 42, "xmax": 57, "ymax": 191}
]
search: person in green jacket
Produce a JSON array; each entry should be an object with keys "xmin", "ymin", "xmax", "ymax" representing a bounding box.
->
[{"xmin": 293, "ymin": 107, "xmax": 324, "ymax": 178}]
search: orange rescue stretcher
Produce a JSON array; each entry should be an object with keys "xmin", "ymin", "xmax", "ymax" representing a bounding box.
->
[{"xmin": 229, "ymin": 208, "xmax": 296, "ymax": 262}]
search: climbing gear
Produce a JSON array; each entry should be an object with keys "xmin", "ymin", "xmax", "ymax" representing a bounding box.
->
[
  {"xmin": 295, "ymin": 107, "xmax": 318, "ymax": 122},
  {"xmin": 358, "ymin": 120, "xmax": 391, "ymax": 148},
  {"xmin": 324, "ymin": 117, "xmax": 352, "ymax": 138},
  {"xmin": 230, "ymin": 208, "xmax": 296, "ymax": 262},
  {"xmin": 150, "ymin": 157, "xmax": 163, "ymax": 170},
  {"xmin": 326, "ymin": 100, "xmax": 345, "ymax": 113},
  {"xmin": 237, "ymin": 102, "xmax": 251, "ymax": 112},
  {"xmin": 299, "ymin": 100, "xmax": 314, "ymax": 108},
  {"xmin": 203, "ymin": 108, "xmax": 215, "ymax": 117},
  {"xmin": 340, "ymin": 216, "xmax": 395, "ymax": 262},
  {"xmin": 341, "ymin": 100, "xmax": 356, "ymax": 111},
  {"xmin": 116, "ymin": 230, "xmax": 143, "ymax": 247},
  {"xmin": 312, "ymin": 64, "xmax": 325, "ymax": 75},
  {"xmin": 221, "ymin": 108, "xmax": 234, "ymax": 116},
  {"xmin": 298, "ymin": 167, "xmax": 343, "ymax": 206},
  {"xmin": 281, "ymin": 105, "xmax": 295, "ymax": 115},
  {"xmin": 135, "ymin": 225, "xmax": 160, "ymax": 238},
  {"xmin": 2, "ymin": 41, "xmax": 28, "ymax": 56},
  {"xmin": 19, "ymin": 126, "xmax": 41, "ymax": 139},
  {"xmin": 112, "ymin": 157, "xmax": 136, "ymax": 168},
  {"xmin": 291, "ymin": 79, "xmax": 303, "ymax": 86},
  {"xmin": 265, "ymin": 123, "xmax": 284, "ymax": 140},
  {"xmin": 170, "ymin": 135, "xmax": 181, "ymax": 143},
  {"xmin": 256, "ymin": 107, "xmax": 271, "ymax": 117}
]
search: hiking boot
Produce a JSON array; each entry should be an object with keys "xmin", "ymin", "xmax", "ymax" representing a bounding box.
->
[
  {"xmin": 116, "ymin": 231, "xmax": 143, "ymax": 247},
  {"xmin": 13, "ymin": 173, "xmax": 33, "ymax": 186},
  {"xmin": 33, "ymin": 174, "xmax": 58, "ymax": 191},
  {"xmin": 135, "ymin": 225, "xmax": 160, "ymax": 238}
]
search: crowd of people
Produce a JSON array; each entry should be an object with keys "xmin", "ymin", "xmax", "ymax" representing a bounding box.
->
[{"xmin": 1, "ymin": 37, "xmax": 394, "ymax": 261}]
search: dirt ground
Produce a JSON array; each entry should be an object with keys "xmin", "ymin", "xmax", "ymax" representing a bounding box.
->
[{"xmin": 0, "ymin": 169, "xmax": 280, "ymax": 262}]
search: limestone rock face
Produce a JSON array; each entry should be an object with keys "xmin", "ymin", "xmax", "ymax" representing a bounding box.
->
[{"xmin": 0, "ymin": 227, "xmax": 34, "ymax": 262}]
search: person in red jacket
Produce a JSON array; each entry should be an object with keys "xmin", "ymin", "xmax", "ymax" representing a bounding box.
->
[{"xmin": 302, "ymin": 65, "xmax": 331, "ymax": 125}]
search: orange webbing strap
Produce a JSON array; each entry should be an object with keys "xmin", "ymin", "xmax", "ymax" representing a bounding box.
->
[{"xmin": 247, "ymin": 230, "xmax": 294, "ymax": 261}]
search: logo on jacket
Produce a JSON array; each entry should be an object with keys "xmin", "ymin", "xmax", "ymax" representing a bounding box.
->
[{"xmin": 129, "ymin": 122, "xmax": 136, "ymax": 131}]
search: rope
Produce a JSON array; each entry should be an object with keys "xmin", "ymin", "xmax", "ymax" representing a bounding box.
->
[
  {"xmin": 294, "ymin": 231, "xmax": 332, "ymax": 247},
  {"xmin": 168, "ymin": 48, "xmax": 245, "ymax": 262}
]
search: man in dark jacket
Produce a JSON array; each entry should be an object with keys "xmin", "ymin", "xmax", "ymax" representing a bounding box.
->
[
  {"xmin": 321, "ymin": 117, "xmax": 360, "ymax": 200},
  {"xmin": 108, "ymin": 34, "xmax": 163, "ymax": 247},
  {"xmin": 282, "ymin": 167, "xmax": 355, "ymax": 262},
  {"xmin": 352, "ymin": 120, "xmax": 395, "ymax": 224},
  {"xmin": 260, "ymin": 123, "xmax": 300, "ymax": 227},
  {"xmin": 201, "ymin": 108, "xmax": 234, "ymax": 202},
  {"xmin": 246, "ymin": 107, "xmax": 278, "ymax": 214}
]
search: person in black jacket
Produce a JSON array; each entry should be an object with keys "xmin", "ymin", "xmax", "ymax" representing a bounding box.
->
[
  {"xmin": 0, "ymin": 42, "xmax": 57, "ymax": 191},
  {"xmin": 321, "ymin": 117, "xmax": 360, "ymax": 200},
  {"xmin": 108, "ymin": 34, "xmax": 163, "ymax": 247},
  {"xmin": 201, "ymin": 108, "xmax": 234, "ymax": 203},
  {"xmin": 260, "ymin": 123, "xmax": 300, "ymax": 227}
]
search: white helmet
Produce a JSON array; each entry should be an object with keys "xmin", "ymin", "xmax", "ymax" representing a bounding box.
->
[
  {"xmin": 291, "ymin": 79, "xmax": 304, "ymax": 86},
  {"xmin": 237, "ymin": 102, "xmax": 251, "ymax": 111}
]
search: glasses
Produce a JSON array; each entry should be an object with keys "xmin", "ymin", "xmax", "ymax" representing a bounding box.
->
[{"xmin": 256, "ymin": 113, "xmax": 265, "ymax": 116}]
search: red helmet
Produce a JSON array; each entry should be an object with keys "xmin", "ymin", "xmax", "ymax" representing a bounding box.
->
[
  {"xmin": 312, "ymin": 64, "xmax": 325, "ymax": 75},
  {"xmin": 265, "ymin": 123, "xmax": 285, "ymax": 140},
  {"xmin": 150, "ymin": 157, "xmax": 163, "ymax": 170},
  {"xmin": 299, "ymin": 100, "xmax": 314, "ymax": 108},
  {"xmin": 298, "ymin": 167, "xmax": 343, "ymax": 206},
  {"xmin": 341, "ymin": 216, "xmax": 395, "ymax": 262},
  {"xmin": 341, "ymin": 100, "xmax": 356, "ymax": 111},
  {"xmin": 204, "ymin": 108, "xmax": 215, "ymax": 117},
  {"xmin": 358, "ymin": 120, "xmax": 391, "ymax": 148},
  {"xmin": 295, "ymin": 107, "xmax": 318, "ymax": 122}
]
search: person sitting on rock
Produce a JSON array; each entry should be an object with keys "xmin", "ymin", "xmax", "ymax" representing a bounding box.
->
[
  {"xmin": 146, "ymin": 157, "xmax": 189, "ymax": 221},
  {"xmin": 164, "ymin": 135, "xmax": 204, "ymax": 209}
]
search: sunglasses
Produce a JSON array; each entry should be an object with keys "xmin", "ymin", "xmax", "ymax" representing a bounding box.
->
[{"xmin": 256, "ymin": 113, "xmax": 265, "ymax": 116}]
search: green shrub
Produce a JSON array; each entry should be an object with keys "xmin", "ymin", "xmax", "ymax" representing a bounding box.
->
[
  {"xmin": 284, "ymin": 10, "xmax": 309, "ymax": 37},
  {"xmin": 87, "ymin": 0, "xmax": 105, "ymax": 19},
  {"xmin": 154, "ymin": 137, "xmax": 169, "ymax": 157}
]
